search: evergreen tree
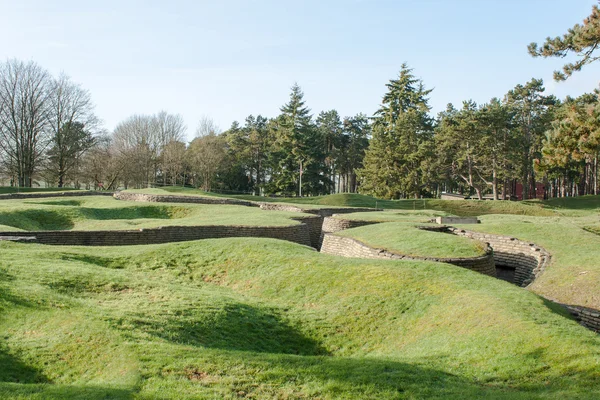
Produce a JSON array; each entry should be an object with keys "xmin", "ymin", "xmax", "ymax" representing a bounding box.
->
[
  {"xmin": 339, "ymin": 114, "xmax": 370, "ymax": 193},
  {"xmin": 358, "ymin": 64, "xmax": 433, "ymax": 199},
  {"xmin": 529, "ymin": 4, "xmax": 600, "ymax": 81},
  {"xmin": 316, "ymin": 110, "xmax": 343, "ymax": 193},
  {"xmin": 539, "ymin": 93, "xmax": 600, "ymax": 196},
  {"xmin": 505, "ymin": 79, "xmax": 556, "ymax": 199},
  {"xmin": 268, "ymin": 83, "xmax": 328, "ymax": 196}
]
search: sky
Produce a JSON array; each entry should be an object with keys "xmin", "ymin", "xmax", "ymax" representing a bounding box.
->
[{"xmin": 1, "ymin": 0, "xmax": 599, "ymax": 141}]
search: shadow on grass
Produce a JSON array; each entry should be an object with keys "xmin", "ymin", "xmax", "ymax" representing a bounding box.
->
[
  {"xmin": 57, "ymin": 253, "xmax": 120, "ymax": 269},
  {"xmin": 78, "ymin": 206, "xmax": 187, "ymax": 221},
  {"xmin": 28, "ymin": 200, "xmax": 83, "ymax": 207},
  {"xmin": 541, "ymin": 195, "xmax": 600, "ymax": 210},
  {"xmin": 0, "ymin": 210, "xmax": 74, "ymax": 231},
  {"xmin": 167, "ymin": 350, "xmax": 600, "ymax": 399},
  {"xmin": 0, "ymin": 347, "xmax": 48, "ymax": 385},
  {"xmin": 0, "ymin": 382, "xmax": 134, "ymax": 399},
  {"xmin": 122, "ymin": 302, "xmax": 328, "ymax": 356}
]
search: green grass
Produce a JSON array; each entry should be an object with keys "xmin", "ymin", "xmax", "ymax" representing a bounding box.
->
[
  {"xmin": 0, "ymin": 238, "xmax": 599, "ymax": 399},
  {"xmin": 336, "ymin": 222, "xmax": 487, "ymax": 258},
  {"xmin": 0, "ymin": 196, "xmax": 301, "ymax": 231},
  {"xmin": 0, "ymin": 187, "xmax": 82, "ymax": 194},
  {"xmin": 454, "ymin": 213, "xmax": 600, "ymax": 310},
  {"xmin": 137, "ymin": 188, "xmax": 564, "ymax": 216}
]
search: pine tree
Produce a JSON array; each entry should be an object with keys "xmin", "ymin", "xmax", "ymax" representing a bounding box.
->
[
  {"xmin": 358, "ymin": 64, "xmax": 433, "ymax": 199},
  {"xmin": 269, "ymin": 83, "xmax": 327, "ymax": 196},
  {"xmin": 528, "ymin": 4, "xmax": 600, "ymax": 81},
  {"xmin": 505, "ymin": 79, "xmax": 556, "ymax": 199}
]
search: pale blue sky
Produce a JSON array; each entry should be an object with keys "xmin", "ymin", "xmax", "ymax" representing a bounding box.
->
[{"xmin": 1, "ymin": 0, "xmax": 599, "ymax": 139}]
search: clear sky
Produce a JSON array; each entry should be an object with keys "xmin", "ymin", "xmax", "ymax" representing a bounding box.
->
[{"xmin": 1, "ymin": 0, "xmax": 599, "ymax": 140}]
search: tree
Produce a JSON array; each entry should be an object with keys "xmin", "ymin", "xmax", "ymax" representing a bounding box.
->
[
  {"xmin": 338, "ymin": 114, "xmax": 370, "ymax": 193},
  {"xmin": 539, "ymin": 93, "xmax": 600, "ymax": 196},
  {"xmin": 358, "ymin": 64, "xmax": 434, "ymax": 199},
  {"xmin": 505, "ymin": 79, "xmax": 556, "ymax": 199},
  {"xmin": 187, "ymin": 133, "xmax": 227, "ymax": 191},
  {"xmin": 46, "ymin": 75, "xmax": 98, "ymax": 187},
  {"xmin": 78, "ymin": 134, "xmax": 122, "ymax": 190},
  {"xmin": 111, "ymin": 111, "xmax": 186, "ymax": 188},
  {"xmin": 45, "ymin": 121, "xmax": 95, "ymax": 187},
  {"xmin": 435, "ymin": 101, "xmax": 489, "ymax": 199},
  {"xmin": 161, "ymin": 140, "xmax": 187, "ymax": 186},
  {"xmin": 268, "ymin": 83, "xmax": 327, "ymax": 196},
  {"xmin": 112, "ymin": 115, "xmax": 156, "ymax": 188},
  {"xmin": 225, "ymin": 115, "xmax": 270, "ymax": 195},
  {"xmin": 0, "ymin": 59, "xmax": 52, "ymax": 187},
  {"xmin": 195, "ymin": 115, "xmax": 220, "ymax": 137},
  {"xmin": 528, "ymin": 3, "xmax": 600, "ymax": 81},
  {"xmin": 316, "ymin": 110, "xmax": 343, "ymax": 194}
]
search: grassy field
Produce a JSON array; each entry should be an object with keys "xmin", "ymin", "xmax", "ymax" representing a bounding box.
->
[
  {"xmin": 336, "ymin": 222, "xmax": 487, "ymax": 258},
  {"xmin": 132, "ymin": 187, "xmax": 565, "ymax": 216},
  {"xmin": 1, "ymin": 238, "xmax": 599, "ymax": 399},
  {"xmin": 0, "ymin": 196, "xmax": 301, "ymax": 232},
  {"xmin": 0, "ymin": 191, "xmax": 598, "ymax": 398}
]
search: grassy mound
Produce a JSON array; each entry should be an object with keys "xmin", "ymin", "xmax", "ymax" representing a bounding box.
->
[
  {"xmin": 0, "ymin": 238, "xmax": 598, "ymax": 398},
  {"xmin": 336, "ymin": 222, "xmax": 487, "ymax": 258},
  {"xmin": 0, "ymin": 196, "xmax": 301, "ymax": 231}
]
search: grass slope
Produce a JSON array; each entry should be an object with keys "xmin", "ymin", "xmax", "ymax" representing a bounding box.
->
[
  {"xmin": 0, "ymin": 196, "xmax": 300, "ymax": 231},
  {"xmin": 455, "ymin": 213, "xmax": 600, "ymax": 310},
  {"xmin": 0, "ymin": 238, "xmax": 599, "ymax": 399},
  {"xmin": 336, "ymin": 222, "xmax": 486, "ymax": 258}
]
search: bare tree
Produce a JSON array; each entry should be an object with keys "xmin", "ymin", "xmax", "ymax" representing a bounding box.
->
[
  {"xmin": 162, "ymin": 140, "xmax": 187, "ymax": 185},
  {"xmin": 79, "ymin": 133, "xmax": 122, "ymax": 190},
  {"xmin": 46, "ymin": 74, "xmax": 99, "ymax": 187},
  {"xmin": 0, "ymin": 59, "xmax": 53, "ymax": 187},
  {"xmin": 112, "ymin": 114, "xmax": 156, "ymax": 188},
  {"xmin": 187, "ymin": 133, "xmax": 226, "ymax": 191},
  {"xmin": 112, "ymin": 111, "xmax": 187, "ymax": 188},
  {"xmin": 195, "ymin": 115, "xmax": 220, "ymax": 137}
]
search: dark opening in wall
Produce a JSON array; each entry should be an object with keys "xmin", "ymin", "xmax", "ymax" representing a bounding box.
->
[{"xmin": 495, "ymin": 265, "xmax": 516, "ymax": 284}]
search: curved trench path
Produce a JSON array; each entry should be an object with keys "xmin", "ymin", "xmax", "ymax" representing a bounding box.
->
[{"xmin": 0, "ymin": 190, "xmax": 597, "ymax": 333}]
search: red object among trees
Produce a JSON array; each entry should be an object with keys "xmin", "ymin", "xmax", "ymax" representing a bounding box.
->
[{"xmin": 514, "ymin": 182, "xmax": 546, "ymax": 200}]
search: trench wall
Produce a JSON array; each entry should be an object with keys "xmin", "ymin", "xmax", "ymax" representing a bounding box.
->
[
  {"xmin": 0, "ymin": 223, "xmax": 312, "ymax": 247},
  {"xmin": 0, "ymin": 191, "xmax": 113, "ymax": 200},
  {"xmin": 320, "ymin": 233, "xmax": 496, "ymax": 276},
  {"xmin": 114, "ymin": 192, "xmax": 257, "ymax": 207},
  {"xmin": 447, "ymin": 227, "xmax": 550, "ymax": 287}
]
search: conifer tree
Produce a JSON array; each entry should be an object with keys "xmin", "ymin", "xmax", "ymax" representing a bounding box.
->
[
  {"xmin": 358, "ymin": 64, "xmax": 433, "ymax": 199},
  {"xmin": 529, "ymin": 3, "xmax": 600, "ymax": 81}
]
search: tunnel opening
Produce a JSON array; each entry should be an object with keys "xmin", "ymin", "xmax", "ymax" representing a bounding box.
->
[{"xmin": 495, "ymin": 264, "xmax": 516, "ymax": 283}]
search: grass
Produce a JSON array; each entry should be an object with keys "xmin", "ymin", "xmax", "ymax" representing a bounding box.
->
[
  {"xmin": 0, "ymin": 196, "xmax": 302, "ymax": 231},
  {"xmin": 454, "ymin": 212, "xmax": 600, "ymax": 310},
  {"xmin": 135, "ymin": 187, "xmax": 563, "ymax": 216},
  {"xmin": 336, "ymin": 222, "xmax": 487, "ymax": 258},
  {"xmin": 0, "ymin": 238, "xmax": 599, "ymax": 398}
]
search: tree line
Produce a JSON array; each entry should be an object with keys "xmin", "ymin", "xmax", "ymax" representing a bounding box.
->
[{"xmin": 1, "ymin": 3, "xmax": 598, "ymax": 199}]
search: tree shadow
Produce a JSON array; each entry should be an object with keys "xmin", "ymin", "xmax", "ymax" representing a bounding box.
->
[
  {"xmin": 119, "ymin": 302, "xmax": 328, "ymax": 356},
  {"xmin": 0, "ymin": 346, "xmax": 49, "ymax": 385},
  {"xmin": 171, "ymin": 350, "xmax": 600, "ymax": 399}
]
